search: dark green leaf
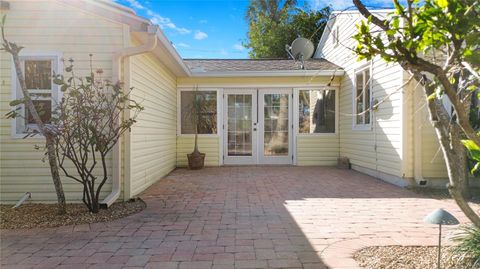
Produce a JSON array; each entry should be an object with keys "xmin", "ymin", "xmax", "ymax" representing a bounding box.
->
[{"xmin": 9, "ymin": 99, "xmax": 24, "ymax": 106}]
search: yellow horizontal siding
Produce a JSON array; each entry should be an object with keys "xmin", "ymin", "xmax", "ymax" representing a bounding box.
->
[
  {"xmin": 176, "ymin": 136, "xmax": 220, "ymax": 167},
  {"xmin": 0, "ymin": 0, "xmax": 125, "ymax": 203},
  {"xmin": 296, "ymin": 136, "xmax": 339, "ymax": 166},
  {"xmin": 319, "ymin": 13, "xmax": 404, "ymax": 178},
  {"xmin": 421, "ymin": 120, "xmax": 448, "ymax": 178},
  {"xmin": 128, "ymin": 49, "xmax": 177, "ymax": 198}
]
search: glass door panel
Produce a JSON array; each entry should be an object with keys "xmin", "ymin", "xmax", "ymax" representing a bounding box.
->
[
  {"xmin": 223, "ymin": 90, "xmax": 257, "ymax": 165},
  {"xmin": 259, "ymin": 89, "xmax": 292, "ymax": 164},
  {"xmin": 263, "ymin": 93, "xmax": 289, "ymax": 156},
  {"xmin": 227, "ymin": 94, "xmax": 252, "ymax": 156}
]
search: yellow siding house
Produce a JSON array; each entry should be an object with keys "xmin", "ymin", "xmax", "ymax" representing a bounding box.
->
[{"xmin": 0, "ymin": 1, "xmax": 458, "ymax": 204}]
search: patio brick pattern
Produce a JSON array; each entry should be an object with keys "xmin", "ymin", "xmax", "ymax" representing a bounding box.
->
[{"xmin": 1, "ymin": 166, "xmax": 476, "ymax": 269}]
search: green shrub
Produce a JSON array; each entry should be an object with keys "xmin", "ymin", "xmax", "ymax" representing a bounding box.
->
[{"xmin": 452, "ymin": 225, "xmax": 480, "ymax": 267}]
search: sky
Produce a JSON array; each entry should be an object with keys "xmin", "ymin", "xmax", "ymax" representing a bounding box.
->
[{"xmin": 116, "ymin": 0, "xmax": 398, "ymax": 59}]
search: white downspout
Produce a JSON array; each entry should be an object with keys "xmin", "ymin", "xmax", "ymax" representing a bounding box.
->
[{"xmin": 101, "ymin": 25, "xmax": 159, "ymax": 207}]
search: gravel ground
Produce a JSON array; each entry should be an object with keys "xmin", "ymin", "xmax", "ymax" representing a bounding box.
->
[
  {"xmin": 354, "ymin": 246, "xmax": 478, "ymax": 269},
  {"xmin": 0, "ymin": 198, "xmax": 145, "ymax": 230}
]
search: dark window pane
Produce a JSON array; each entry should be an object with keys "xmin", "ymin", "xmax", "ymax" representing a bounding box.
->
[
  {"xmin": 365, "ymin": 70, "xmax": 371, "ymax": 124},
  {"xmin": 26, "ymin": 100, "xmax": 51, "ymax": 124},
  {"xmin": 356, "ymin": 72, "xmax": 364, "ymax": 124},
  {"xmin": 181, "ymin": 91, "xmax": 217, "ymax": 134},
  {"xmin": 298, "ymin": 90, "xmax": 311, "ymax": 133},
  {"xmin": 298, "ymin": 90, "xmax": 335, "ymax": 133},
  {"xmin": 25, "ymin": 60, "xmax": 52, "ymax": 89}
]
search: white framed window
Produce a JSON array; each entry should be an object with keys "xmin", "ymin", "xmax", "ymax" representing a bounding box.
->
[
  {"xmin": 296, "ymin": 88, "xmax": 337, "ymax": 134},
  {"xmin": 353, "ymin": 63, "xmax": 372, "ymax": 130},
  {"xmin": 178, "ymin": 89, "xmax": 218, "ymax": 135},
  {"xmin": 11, "ymin": 53, "xmax": 61, "ymax": 137}
]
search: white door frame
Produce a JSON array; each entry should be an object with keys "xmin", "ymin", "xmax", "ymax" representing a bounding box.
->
[
  {"xmin": 257, "ymin": 88, "xmax": 293, "ymax": 165},
  {"xmin": 223, "ymin": 89, "xmax": 258, "ymax": 165}
]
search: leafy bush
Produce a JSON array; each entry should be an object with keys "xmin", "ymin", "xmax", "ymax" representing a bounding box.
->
[
  {"xmin": 452, "ymin": 225, "xmax": 480, "ymax": 267},
  {"xmin": 52, "ymin": 57, "xmax": 143, "ymax": 213}
]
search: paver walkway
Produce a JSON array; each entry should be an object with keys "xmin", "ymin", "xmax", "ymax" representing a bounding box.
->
[{"xmin": 1, "ymin": 167, "xmax": 475, "ymax": 269}]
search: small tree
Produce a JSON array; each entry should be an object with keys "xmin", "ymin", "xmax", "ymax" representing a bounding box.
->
[
  {"xmin": 1, "ymin": 16, "xmax": 67, "ymax": 214},
  {"xmin": 184, "ymin": 87, "xmax": 216, "ymax": 169},
  {"xmin": 352, "ymin": 0, "xmax": 480, "ymax": 227},
  {"xmin": 52, "ymin": 57, "xmax": 143, "ymax": 213}
]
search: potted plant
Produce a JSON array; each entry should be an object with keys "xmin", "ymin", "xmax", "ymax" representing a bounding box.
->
[{"xmin": 185, "ymin": 87, "xmax": 214, "ymax": 169}]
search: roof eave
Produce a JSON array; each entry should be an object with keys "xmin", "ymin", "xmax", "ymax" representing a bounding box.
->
[
  {"xmin": 331, "ymin": 9, "xmax": 394, "ymax": 14},
  {"xmin": 62, "ymin": 0, "xmax": 190, "ymax": 77},
  {"xmin": 189, "ymin": 69, "xmax": 344, "ymax": 78},
  {"xmin": 154, "ymin": 30, "xmax": 191, "ymax": 76}
]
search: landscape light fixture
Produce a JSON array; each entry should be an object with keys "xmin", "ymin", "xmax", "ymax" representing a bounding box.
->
[{"xmin": 424, "ymin": 208, "xmax": 459, "ymax": 269}]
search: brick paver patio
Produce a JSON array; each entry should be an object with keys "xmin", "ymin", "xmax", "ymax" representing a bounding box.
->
[{"xmin": 1, "ymin": 166, "xmax": 475, "ymax": 269}]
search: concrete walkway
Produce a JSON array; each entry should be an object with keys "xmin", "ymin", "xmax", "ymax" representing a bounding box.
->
[{"xmin": 0, "ymin": 167, "xmax": 475, "ymax": 269}]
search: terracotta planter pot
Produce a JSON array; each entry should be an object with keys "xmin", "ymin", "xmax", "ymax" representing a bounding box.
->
[{"xmin": 187, "ymin": 151, "xmax": 205, "ymax": 170}]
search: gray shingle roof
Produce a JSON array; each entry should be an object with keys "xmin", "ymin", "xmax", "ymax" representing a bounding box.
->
[{"xmin": 183, "ymin": 59, "xmax": 340, "ymax": 72}]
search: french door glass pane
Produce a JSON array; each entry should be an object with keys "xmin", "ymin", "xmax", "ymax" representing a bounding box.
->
[
  {"xmin": 227, "ymin": 94, "xmax": 252, "ymax": 156},
  {"xmin": 264, "ymin": 94, "xmax": 289, "ymax": 156}
]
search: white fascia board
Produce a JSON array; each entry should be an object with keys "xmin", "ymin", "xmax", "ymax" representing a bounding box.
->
[
  {"xmin": 189, "ymin": 70, "xmax": 344, "ymax": 77},
  {"xmin": 331, "ymin": 9, "xmax": 394, "ymax": 14},
  {"xmin": 154, "ymin": 31, "xmax": 191, "ymax": 76},
  {"xmin": 82, "ymin": 0, "xmax": 190, "ymax": 76}
]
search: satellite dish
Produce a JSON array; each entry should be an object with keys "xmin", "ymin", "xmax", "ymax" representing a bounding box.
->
[{"xmin": 290, "ymin": 37, "xmax": 315, "ymax": 60}]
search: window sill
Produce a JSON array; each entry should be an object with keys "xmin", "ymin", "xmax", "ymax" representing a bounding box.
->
[
  {"xmin": 352, "ymin": 125, "xmax": 372, "ymax": 131},
  {"xmin": 296, "ymin": 133, "xmax": 338, "ymax": 137},
  {"xmin": 11, "ymin": 133, "xmax": 45, "ymax": 140},
  {"xmin": 177, "ymin": 134, "xmax": 219, "ymax": 137}
]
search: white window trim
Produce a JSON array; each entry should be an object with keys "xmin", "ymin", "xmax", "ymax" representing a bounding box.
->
[
  {"xmin": 352, "ymin": 62, "xmax": 373, "ymax": 131},
  {"xmin": 11, "ymin": 52, "xmax": 63, "ymax": 139},
  {"xmin": 294, "ymin": 87, "xmax": 339, "ymax": 137},
  {"xmin": 177, "ymin": 87, "xmax": 221, "ymax": 137},
  {"xmin": 333, "ymin": 25, "xmax": 339, "ymax": 47}
]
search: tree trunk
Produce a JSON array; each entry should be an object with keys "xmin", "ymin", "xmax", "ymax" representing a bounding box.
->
[
  {"xmin": 45, "ymin": 135, "xmax": 67, "ymax": 214},
  {"xmin": 194, "ymin": 133, "xmax": 199, "ymax": 153},
  {"xmin": 461, "ymin": 92, "xmax": 472, "ymax": 199},
  {"xmin": 9, "ymin": 44, "xmax": 67, "ymax": 214},
  {"xmin": 421, "ymin": 81, "xmax": 480, "ymax": 227}
]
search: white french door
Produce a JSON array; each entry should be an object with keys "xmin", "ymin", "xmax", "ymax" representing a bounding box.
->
[
  {"xmin": 223, "ymin": 90, "xmax": 258, "ymax": 165},
  {"xmin": 258, "ymin": 89, "xmax": 293, "ymax": 164},
  {"xmin": 223, "ymin": 88, "xmax": 293, "ymax": 165}
]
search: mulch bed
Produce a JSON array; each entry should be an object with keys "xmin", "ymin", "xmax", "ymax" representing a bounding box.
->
[
  {"xmin": 409, "ymin": 187, "xmax": 480, "ymax": 204},
  {"xmin": 354, "ymin": 246, "xmax": 478, "ymax": 269},
  {"xmin": 0, "ymin": 198, "xmax": 145, "ymax": 230}
]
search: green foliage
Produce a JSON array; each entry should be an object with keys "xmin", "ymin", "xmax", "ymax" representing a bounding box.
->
[
  {"xmin": 462, "ymin": 139, "xmax": 480, "ymax": 174},
  {"xmin": 354, "ymin": 0, "xmax": 480, "ymax": 66},
  {"xmin": 244, "ymin": 0, "xmax": 330, "ymax": 58},
  {"xmin": 452, "ymin": 225, "xmax": 480, "ymax": 267},
  {"xmin": 353, "ymin": 0, "xmax": 480, "ymax": 176}
]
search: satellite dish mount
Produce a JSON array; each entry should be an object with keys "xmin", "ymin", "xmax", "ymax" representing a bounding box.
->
[{"xmin": 285, "ymin": 37, "xmax": 315, "ymax": 70}]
